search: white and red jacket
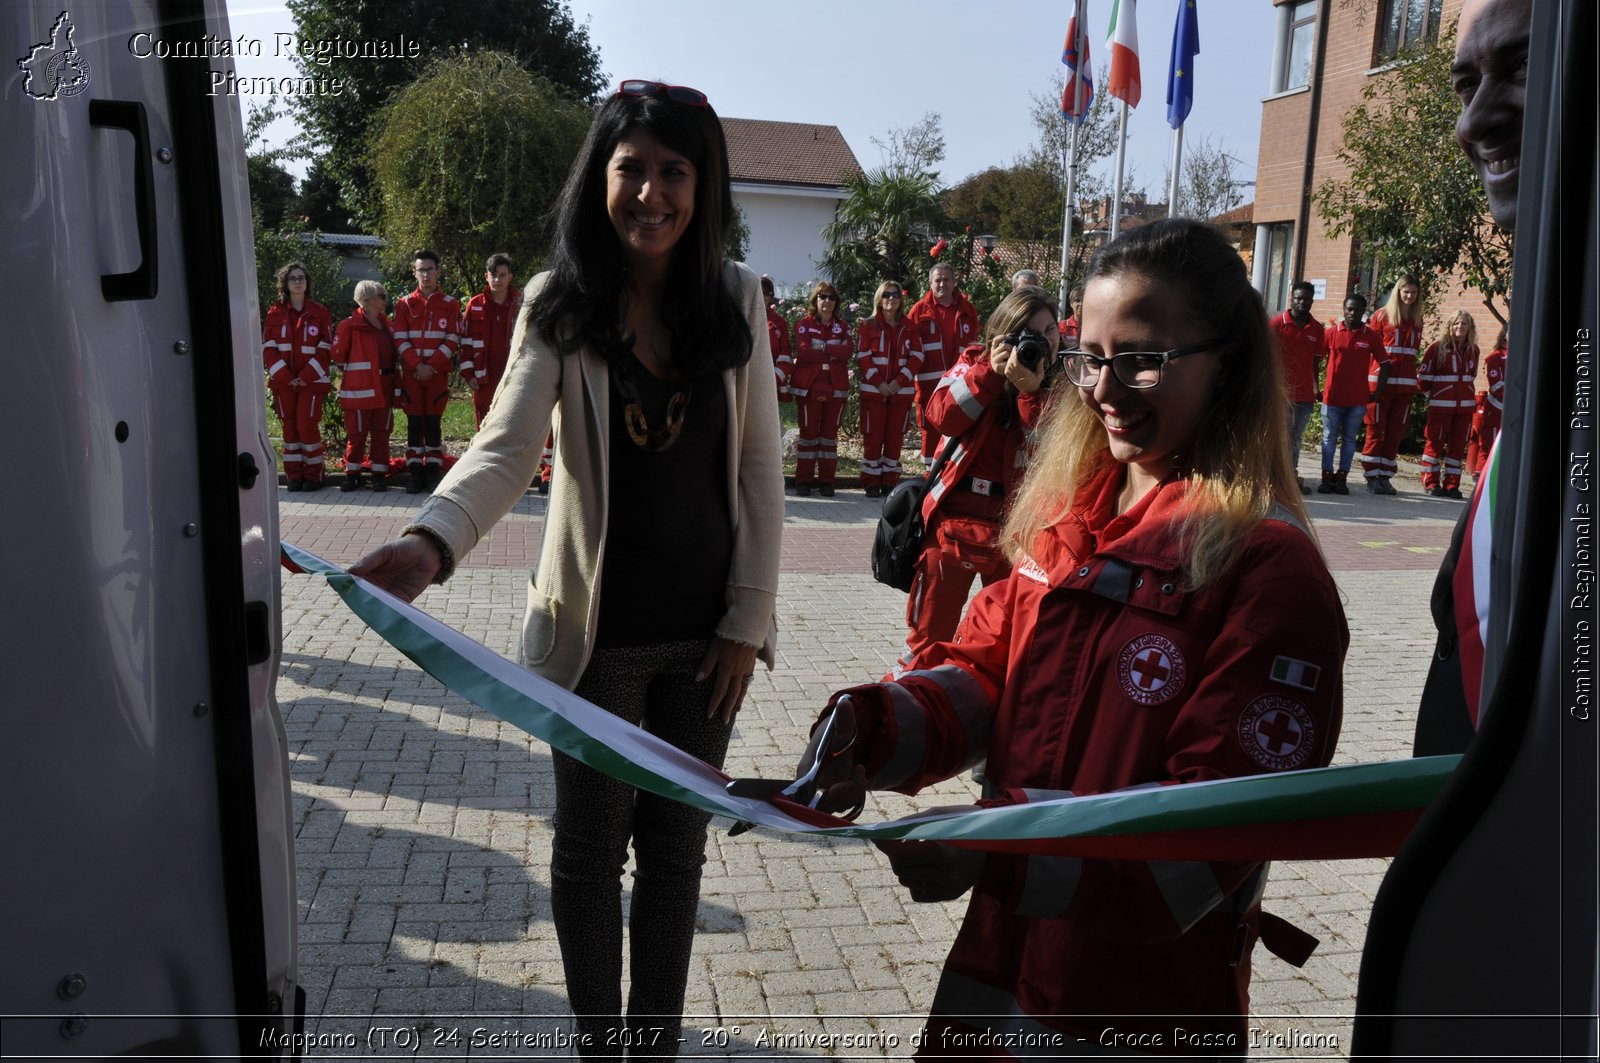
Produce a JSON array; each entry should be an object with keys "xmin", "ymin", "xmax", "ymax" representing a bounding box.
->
[
  {"xmin": 788, "ymin": 314, "xmax": 853, "ymax": 399},
  {"xmin": 1366, "ymin": 308, "xmax": 1422, "ymax": 397},
  {"xmin": 854, "ymin": 313, "xmax": 924, "ymax": 397},
  {"xmin": 921, "ymin": 346, "xmax": 1045, "ymax": 524},
  {"xmin": 1482, "ymin": 345, "xmax": 1507, "ymax": 415},
  {"xmin": 766, "ymin": 305, "xmax": 792, "ymax": 390},
  {"xmin": 330, "ymin": 308, "xmax": 397, "ymax": 410},
  {"xmin": 393, "ymin": 288, "xmax": 461, "ymax": 379},
  {"xmin": 831, "ymin": 462, "xmax": 1346, "ymax": 1049},
  {"xmin": 1057, "ymin": 313, "xmax": 1080, "ymax": 351},
  {"xmin": 262, "ymin": 298, "xmax": 334, "ymax": 395},
  {"xmin": 461, "ymin": 287, "xmax": 522, "ymax": 393},
  {"xmin": 1417, "ymin": 340, "xmax": 1479, "ymax": 410},
  {"xmin": 906, "ymin": 290, "xmax": 981, "ymax": 386}
]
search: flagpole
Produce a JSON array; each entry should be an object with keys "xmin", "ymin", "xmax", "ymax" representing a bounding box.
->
[
  {"xmin": 1166, "ymin": 123, "xmax": 1184, "ymax": 218},
  {"xmin": 1059, "ymin": 120, "xmax": 1081, "ymax": 312},
  {"xmin": 1111, "ymin": 99, "xmax": 1128, "ymax": 237}
]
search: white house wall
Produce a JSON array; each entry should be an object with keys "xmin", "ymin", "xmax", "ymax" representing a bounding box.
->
[{"xmin": 733, "ymin": 183, "xmax": 845, "ymax": 294}]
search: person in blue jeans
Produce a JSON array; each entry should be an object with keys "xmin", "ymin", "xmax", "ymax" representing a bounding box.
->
[{"xmin": 1317, "ymin": 295, "xmax": 1383, "ymax": 495}]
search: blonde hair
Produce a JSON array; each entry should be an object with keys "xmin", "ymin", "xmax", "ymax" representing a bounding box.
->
[
  {"xmin": 1437, "ymin": 310, "xmax": 1478, "ymax": 353},
  {"xmin": 1002, "ymin": 220, "xmax": 1309, "ymax": 589},
  {"xmin": 871, "ymin": 279, "xmax": 905, "ymax": 321},
  {"xmin": 1381, "ymin": 272, "xmax": 1424, "ymax": 329},
  {"xmin": 354, "ymin": 279, "xmax": 387, "ymax": 304}
]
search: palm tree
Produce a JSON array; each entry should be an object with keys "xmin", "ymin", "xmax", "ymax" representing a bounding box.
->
[{"xmin": 820, "ymin": 168, "xmax": 947, "ymax": 296}]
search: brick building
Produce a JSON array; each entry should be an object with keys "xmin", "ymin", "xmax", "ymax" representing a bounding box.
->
[{"xmin": 1251, "ymin": 0, "xmax": 1507, "ymax": 358}]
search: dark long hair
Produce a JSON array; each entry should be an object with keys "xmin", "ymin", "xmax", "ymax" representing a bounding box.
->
[{"xmin": 529, "ymin": 89, "xmax": 751, "ymax": 376}]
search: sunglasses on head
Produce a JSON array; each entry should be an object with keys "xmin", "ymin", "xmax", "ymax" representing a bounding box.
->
[{"xmin": 617, "ymin": 80, "xmax": 710, "ymax": 107}]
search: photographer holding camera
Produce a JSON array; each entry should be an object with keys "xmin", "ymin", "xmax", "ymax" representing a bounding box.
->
[{"xmin": 893, "ymin": 286, "xmax": 1058, "ymax": 674}]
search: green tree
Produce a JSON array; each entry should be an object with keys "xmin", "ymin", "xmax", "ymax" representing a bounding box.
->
[
  {"xmin": 285, "ymin": 0, "xmax": 604, "ymax": 225},
  {"xmin": 366, "ymin": 52, "xmax": 591, "ymax": 289},
  {"xmin": 244, "ymin": 99, "xmax": 301, "ymax": 229},
  {"xmin": 298, "ymin": 157, "xmax": 354, "ymax": 232},
  {"xmin": 819, "ymin": 168, "xmax": 948, "ymax": 298},
  {"xmin": 1314, "ymin": 22, "xmax": 1513, "ymax": 324}
]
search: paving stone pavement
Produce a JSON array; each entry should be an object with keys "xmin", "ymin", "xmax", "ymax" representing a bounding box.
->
[{"xmin": 277, "ymin": 462, "xmax": 1460, "ymax": 1061}]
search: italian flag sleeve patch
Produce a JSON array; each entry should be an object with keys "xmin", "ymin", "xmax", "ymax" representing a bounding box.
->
[{"xmin": 1271, "ymin": 656, "xmax": 1321, "ymax": 692}]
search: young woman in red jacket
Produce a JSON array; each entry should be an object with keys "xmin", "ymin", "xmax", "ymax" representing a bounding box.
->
[
  {"xmin": 798, "ymin": 219, "xmax": 1345, "ymax": 1056},
  {"xmin": 786, "ymin": 282, "xmax": 854, "ymax": 495},
  {"xmin": 261, "ymin": 261, "xmax": 334, "ymax": 491},
  {"xmin": 855, "ymin": 279, "xmax": 925, "ymax": 496},
  {"xmin": 330, "ymin": 279, "xmax": 399, "ymax": 491},
  {"xmin": 1416, "ymin": 311, "xmax": 1480, "ymax": 498},
  {"xmin": 1467, "ymin": 324, "xmax": 1508, "ymax": 482},
  {"xmin": 1361, "ymin": 273, "xmax": 1424, "ymax": 494}
]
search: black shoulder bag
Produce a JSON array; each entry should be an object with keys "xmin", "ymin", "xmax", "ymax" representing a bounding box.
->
[{"xmin": 870, "ymin": 436, "xmax": 958, "ymax": 592}]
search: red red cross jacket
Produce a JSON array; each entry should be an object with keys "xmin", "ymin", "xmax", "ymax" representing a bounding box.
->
[
  {"xmin": 920, "ymin": 346, "xmax": 1045, "ymax": 524},
  {"xmin": 907, "ymin": 290, "xmax": 981, "ymax": 384},
  {"xmin": 1056, "ymin": 313, "xmax": 1081, "ymax": 350},
  {"xmin": 766, "ymin": 305, "xmax": 792, "ymax": 389},
  {"xmin": 789, "ymin": 314, "xmax": 853, "ymax": 399},
  {"xmin": 262, "ymin": 299, "xmax": 334, "ymax": 395},
  {"xmin": 1417, "ymin": 339, "xmax": 1479, "ymax": 410},
  {"xmin": 828, "ymin": 462, "xmax": 1346, "ymax": 1049},
  {"xmin": 1483, "ymin": 345, "xmax": 1507, "ymax": 413},
  {"xmin": 1366, "ymin": 308, "xmax": 1422, "ymax": 396},
  {"xmin": 330, "ymin": 308, "xmax": 398, "ymax": 411},
  {"xmin": 1321, "ymin": 321, "xmax": 1383, "ymax": 406},
  {"xmin": 855, "ymin": 313, "xmax": 924, "ymax": 396},
  {"xmin": 1270, "ymin": 310, "xmax": 1325, "ymax": 404},
  {"xmin": 461, "ymin": 288, "xmax": 522, "ymax": 392},
  {"xmin": 392, "ymin": 288, "xmax": 461, "ymax": 415}
]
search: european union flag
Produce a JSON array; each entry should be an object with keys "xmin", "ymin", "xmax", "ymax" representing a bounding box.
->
[{"xmin": 1166, "ymin": 0, "xmax": 1200, "ymax": 129}]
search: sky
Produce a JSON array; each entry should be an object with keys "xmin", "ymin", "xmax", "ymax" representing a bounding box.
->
[{"xmin": 228, "ymin": 0, "xmax": 1275, "ymax": 204}]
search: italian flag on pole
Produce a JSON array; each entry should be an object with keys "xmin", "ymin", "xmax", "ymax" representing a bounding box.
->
[{"xmin": 1106, "ymin": 0, "xmax": 1141, "ymax": 107}]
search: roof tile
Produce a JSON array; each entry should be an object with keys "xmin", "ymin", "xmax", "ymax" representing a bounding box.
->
[{"xmin": 722, "ymin": 117, "xmax": 863, "ymax": 189}]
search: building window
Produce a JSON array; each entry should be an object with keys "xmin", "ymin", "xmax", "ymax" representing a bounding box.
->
[
  {"xmin": 1263, "ymin": 222, "xmax": 1294, "ymax": 312},
  {"xmin": 1375, "ymin": 0, "xmax": 1444, "ymax": 63},
  {"xmin": 1277, "ymin": 1, "xmax": 1318, "ymax": 93}
]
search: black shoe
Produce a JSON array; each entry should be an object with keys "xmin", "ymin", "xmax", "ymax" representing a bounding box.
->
[
  {"xmin": 536, "ymin": 480, "xmax": 550, "ymax": 496},
  {"xmin": 370, "ymin": 475, "xmax": 388, "ymax": 492},
  {"xmin": 796, "ymin": 483, "xmax": 812, "ymax": 497},
  {"xmin": 286, "ymin": 479, "xmax": 303, "ymax": 493},
  {"xmin": 1446, "ymin": 487, "xmax": 1464, "ymax": 500},
  {"xmin": 1366, "ymin": 478, "xmax": 1380, "ymax": 494},
  {"xmin": 1379, "ymin": 479, "xmax": 1397, "ymax": 495},
  {"xmin": 406, "ymin": 467, "xmax": 426, "ymax": 494},
  {"xmin": 819, "ymin": 483, "xmax": 835, "ymax": 497},
  {"xmin": 426, "ymin": 464, "xmax": 444, "ymax": 489},
  {"xmin": 1316, "ymin": 472, "xmax": 1335, "ymax": 495},
  {"xmin": 340, "ymin": 474, "xmax": 362, "ymax": 493},
  {"xmin": 865, "ymin": 485, "xmax": 882, "ymax": 498},
  {"xmin": 302, "ymin": 478, "xmax": 323, "ymax": 493},
  {"xmin": 1332, "ymin": 474, "xmax": 1350, "ymax": 496}
]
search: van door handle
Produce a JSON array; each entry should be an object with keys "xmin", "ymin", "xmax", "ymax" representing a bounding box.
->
[{"xmin": 89, "ymin": 99, "xmax": 158, "ymax": 301}]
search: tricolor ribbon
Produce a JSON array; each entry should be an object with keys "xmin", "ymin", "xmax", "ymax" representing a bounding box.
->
[{"xmin": 282, "ymin": 543, "xmax": 1459, "ymax": 860}]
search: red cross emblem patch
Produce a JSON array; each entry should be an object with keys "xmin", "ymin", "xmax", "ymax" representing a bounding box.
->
[
  {"xmin": 1117, "ymin": 633, "xmax": 1186, "ymax": 706},
  {"xmin": 1237, "ymin": 695, "xmax": 1317, "ymax": 770}
]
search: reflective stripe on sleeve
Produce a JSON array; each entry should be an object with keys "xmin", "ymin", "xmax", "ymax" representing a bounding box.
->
[
  {"xmin": 901, "ymin": 665, "xmax": 992, "ymax": 763},
  {"xmin": 1148, "ymin": 860, "xmax": 1227, "ymax": 933},
  {"xmin": 868, "ymin": 683, "xmax": 929, "ymax": 791},
  {"xmin": 266, "ymin": 360, "xmax": 288, "ymax": 377},
  {"xmin": 948, "ymin": 374, "xmax": 985, "ymax": 418},
  {"xmin": 1015, "ymin": 854, "xmax": 1084, "ymax": 918}
]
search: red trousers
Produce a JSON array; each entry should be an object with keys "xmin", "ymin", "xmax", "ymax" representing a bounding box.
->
[
  {"xmin": 859, "ymin": 394, "xmax": 915, "ymax": 489},
  {"xmin": 273, "ymin": 388, "xmax": 326, "ymax": 483},
  {"xmin": 472, "ymin": 382, "xmax": 497, "ymax": 428},
  {"xmin": 1360, "ymin": 392, "xmax": 1413, "ymax": 480},
  {"xmin": 897, "ymin": 509, "xmax": 1010, "ymax": 671},
  {"xmin": 1468, "ymin": 406, "xmax": 1501, "ymax": 478},
  {"xmin": 341, "ymin": 407, "xmax": 392, "ymax": 475},
  {"xmin": 914, "ymin": 380, "xmax": 942, "ymax": 458},
  {"xmin": 795, "ymin": 392, "xmax": 844, "ymax": 485},
  {"xmin": 1421, "ymin": 409, "xmax": 1472, "ymax": 490}
]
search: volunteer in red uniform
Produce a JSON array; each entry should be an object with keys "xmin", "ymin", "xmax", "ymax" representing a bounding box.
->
[
  {"xmin": 1317, "ymin": 294, "xmax": 1382, "ymax": 495},
  {"xmin": 1417, "ymin": 311, "xmax": 1479, "ymax": 498},
  {"xmin": 896, "ymin": 287, "xmax": 1055, "ymax": 673},
  {"xmin": 855, "ymin": 280, "xmax": 925, "ymax": 497},
  {"xmin": 760, "ymin": 275, "xmax": 793, "ymax": 407},
  {"xmin": 795, "ymin": 220, "xmax": 1345, "ymax": 1057},
  {"xmin": 1270, "ymin": 280, "xmax": 1325, "ymax": 494},
  {"xmin": 787, "ymin": 282, "xmax": 853, "ymax": 496},
  {"xmin": 462, "ymin": 254, "xmax": 523, "ymax": 427},
  {"xmin": 392, "ymin": 249, "xmax": 462, "ymax": 494},
  {"xmin": 262, "ymin": 261, "xmax": 334, "ymax": 491},
  {"xmin": 331, "ymin": 279, "xmax": 398, "ymax": 491},
  {"xmin": 1361, "ymin": 274, "xmax": 1424, "ymax": 494},
  {"xmin": 1056, "ymin": 285, "xmax": 1084, "ymax": 349},
  {"xmin": 1467, "ymin": 324, "xmax": 1508, "ymax": 482},
  {"xmin": 907, "ymin": 262, "xmax": 981, "ymax": 459}
]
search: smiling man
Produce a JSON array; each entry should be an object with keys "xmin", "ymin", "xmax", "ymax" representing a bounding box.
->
[{"xmin": 1415, "ymin": 0, "xmax": 1531, "ymax": 754}]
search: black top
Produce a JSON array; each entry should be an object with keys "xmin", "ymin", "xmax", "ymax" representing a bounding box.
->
[{"xmin": 594, "ymin": 352, "xmax": 733, "ymax": 648}]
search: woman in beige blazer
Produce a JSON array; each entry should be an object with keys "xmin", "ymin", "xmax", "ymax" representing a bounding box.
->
[{"xmin": 352, "ymin": 80, "xmax": 783, "ymax": 1059}]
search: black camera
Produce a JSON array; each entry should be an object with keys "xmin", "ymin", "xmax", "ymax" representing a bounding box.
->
[{"xmin": 1007, "ymin": 327, "xmax": 1053, "ymax": 370}]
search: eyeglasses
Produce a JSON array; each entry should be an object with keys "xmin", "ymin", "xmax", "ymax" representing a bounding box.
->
[
  {"xmin": 1061, "ymin": 338, "xmax": 1225, "ymax": 390},
  {"xmin": 286, "ymin": 275, "xmax": 308, "ymax": 283},
  {"xmin": 817, "ymin": 294, "xmax": 837, "ymax": 302},
  {"xmin": 414, "ymin": 266, "xmax": 437, "ymax": 275},
  {"xmin": 617, "ymin": 80, "xmax": 710, "ymax": 107}
]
